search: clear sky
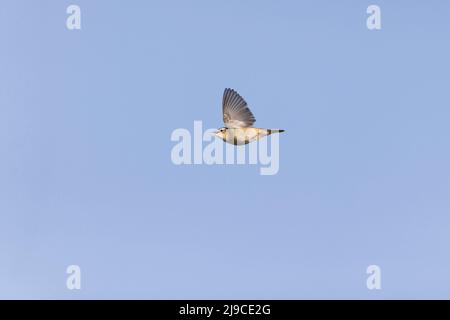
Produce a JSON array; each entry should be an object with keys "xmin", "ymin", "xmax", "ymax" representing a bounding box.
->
[{"xmin": 1, "ymin": 0, "xmax": 450, "ymax": 299}]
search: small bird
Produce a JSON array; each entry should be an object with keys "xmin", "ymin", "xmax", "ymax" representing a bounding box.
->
[{"xmin": 215, "ymin": 88, "xmax": 284, "ymax": 145}]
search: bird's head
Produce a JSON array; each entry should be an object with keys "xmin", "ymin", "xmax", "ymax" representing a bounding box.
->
[{"xmin": 214, "ymin": 127, "xmax": 227, "ymax": 139}]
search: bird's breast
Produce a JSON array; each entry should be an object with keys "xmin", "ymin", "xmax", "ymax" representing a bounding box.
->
[{"xmin": 224, "ymin": 128, "xmax": 260, "ymax": 145}]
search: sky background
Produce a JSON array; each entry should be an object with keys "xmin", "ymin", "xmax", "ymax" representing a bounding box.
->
[{"xmin": 1, "ymin": 0, "xmax": 450, "ymax": 299}]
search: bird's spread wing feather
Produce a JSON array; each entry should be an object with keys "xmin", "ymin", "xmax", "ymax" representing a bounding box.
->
[{"xmin": 222, "ymin": 88, "xmax": 255, "ymax": 128}]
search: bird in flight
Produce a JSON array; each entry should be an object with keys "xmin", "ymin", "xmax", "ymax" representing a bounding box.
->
[{"xmin": 215, "ymin": 88, "xmax": 284, "ymax": 145}]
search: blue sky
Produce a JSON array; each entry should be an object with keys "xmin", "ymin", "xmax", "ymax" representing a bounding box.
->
[{"xmin": 1, "ymin": 0, "xmax": 450, "ymax": 299}]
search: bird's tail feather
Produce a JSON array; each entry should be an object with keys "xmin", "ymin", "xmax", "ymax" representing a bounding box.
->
[{"xmin": 267, "ymin": 129, "xmax": 285, "ymax": 134}]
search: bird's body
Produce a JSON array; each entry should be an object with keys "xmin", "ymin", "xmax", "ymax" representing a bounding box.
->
[
  {"xmin": 215, "ymin": 88, "xmax": 284, "ymax": 145},
  {"xmin": 217, "ymin": 127, "xmax": 285, "ymax": 145}
]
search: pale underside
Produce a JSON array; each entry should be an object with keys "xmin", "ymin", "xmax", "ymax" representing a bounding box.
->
[{"xmin": 220, "ymin": 128, "xmax": 270, "ymax": 145}]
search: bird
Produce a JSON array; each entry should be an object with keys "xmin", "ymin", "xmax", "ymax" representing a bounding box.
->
[{"xmin": 214, "ymin": 88, "xmax": 284, "ymax": 145}]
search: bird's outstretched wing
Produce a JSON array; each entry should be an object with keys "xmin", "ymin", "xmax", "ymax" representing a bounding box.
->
[{"xmin": 222, "ymin": 88, "xmax": 255, "ymax": 128}]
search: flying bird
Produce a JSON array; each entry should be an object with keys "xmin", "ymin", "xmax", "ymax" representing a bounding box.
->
[{"xmin": 215, "ymin": 88, "xmax": 284, "ymax": 145}]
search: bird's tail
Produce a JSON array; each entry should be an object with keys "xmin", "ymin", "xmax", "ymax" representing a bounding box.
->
[{"xmin": 267, "ymin": 129, "xmax": 285, "ymax": 134}]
